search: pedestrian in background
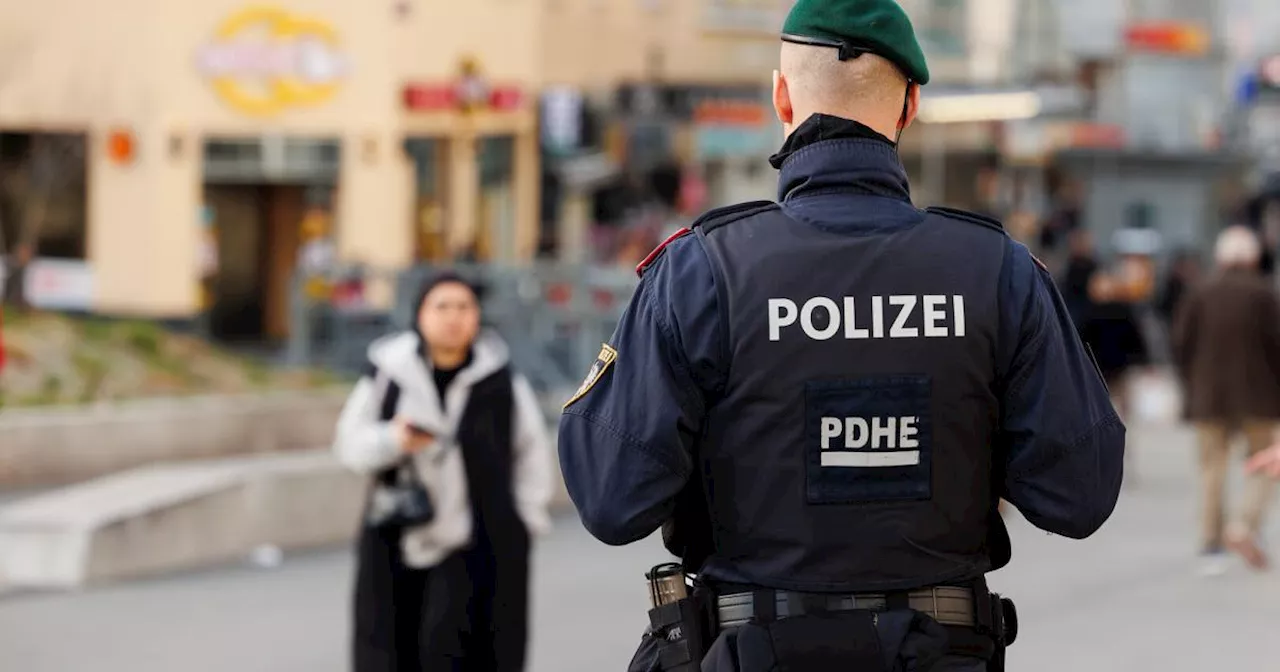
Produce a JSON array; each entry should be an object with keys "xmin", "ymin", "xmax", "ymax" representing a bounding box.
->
[
  {"xmin": 1079, "ymin": 270, "xmax": 1150, "ymax": 421},
  {"xmin": 333, "ymin": 271, "xmax": 554, "ymax": 672},
  {"xmin": 1156, "ymin": 250, "xmax": 1200, "ymax": 335},
  {"xmin": 1060, "ymin": 227, "xmax": 1099, "ymax": 330},
  {"xmin": 1173, "ymin": 226, "xmax": 1280, "ymax": 574}
]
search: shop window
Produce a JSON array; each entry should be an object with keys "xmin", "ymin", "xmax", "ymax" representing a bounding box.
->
[
  {"xmin": 405, "ymin": 137, "xmax": 449, "ymax": 262},
  {"xmin": 1126, "ymin": 201, "xmax": 1155, "ymax": 230},
  {"xmin": 476, "ymin": 136, "xmax": 515, "ymax": 261},
  {"xmin": 0, "ymin": 132, "xmax": 88, "ymax": 260}
]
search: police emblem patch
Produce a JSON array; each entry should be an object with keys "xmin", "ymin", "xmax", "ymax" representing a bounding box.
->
[
  {"xmin": 563, "ymin": 343, "xmax": 618, "ymax": 409},
  {"xmin": 805, "ymin": 375, "xmax": 933, "ymax": 505}
]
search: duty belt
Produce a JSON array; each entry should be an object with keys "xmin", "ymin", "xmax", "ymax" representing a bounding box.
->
[{"xmin": 716, "ymin": 586, "xmax": 977, "ymax": 629}]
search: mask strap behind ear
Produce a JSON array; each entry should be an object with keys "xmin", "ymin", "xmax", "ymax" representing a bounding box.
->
[{"xmin": 894, "ymin": 80, "xmax": 913, "ymax": 146}]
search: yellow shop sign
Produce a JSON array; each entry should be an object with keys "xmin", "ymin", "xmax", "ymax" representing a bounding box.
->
[{"xmin": 195, "ymin": 6, "xmax": 350, "ymax": 117}]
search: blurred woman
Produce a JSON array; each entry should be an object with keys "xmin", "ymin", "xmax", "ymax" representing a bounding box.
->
[
  {"xmin": 1174, "ymin": 226, "xmax": 1280, "ymax": 574},
  {"xmin": 334, "ymin": 272, "xmax": 554, "ymax": 671}
]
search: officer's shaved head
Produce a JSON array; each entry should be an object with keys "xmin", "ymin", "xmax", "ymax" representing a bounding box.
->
[{"xmin": 773, "ymin": 42, "xmax": 919, "ymax": 141}]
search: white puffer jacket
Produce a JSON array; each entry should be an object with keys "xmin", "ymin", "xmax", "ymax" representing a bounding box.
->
[{"xmin": 332, "ymin": 330, "xmax": 554, "ymax": 568}]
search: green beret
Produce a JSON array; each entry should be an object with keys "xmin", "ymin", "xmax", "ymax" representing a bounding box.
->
[{"xmin": 782, "ymin": 0, "xmax": 930, "ymax": 85}]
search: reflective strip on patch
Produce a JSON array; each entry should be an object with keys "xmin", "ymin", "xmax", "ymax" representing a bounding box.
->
[{"xmin": 821, "ymin": 451, "xmax": 922, "ymax": 468}]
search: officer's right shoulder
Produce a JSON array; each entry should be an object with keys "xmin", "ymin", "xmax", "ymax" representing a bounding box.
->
[
  {"xmin": 635, "ymin": 201, "xmax": 778, "ymax": 277},
  {"xmin": 691, "ymin": 200, "xmax": 780, "ymax": 234},
  {"xmin": 924, "ymin": 206, "xmax": 1008, "ymax": 236}
]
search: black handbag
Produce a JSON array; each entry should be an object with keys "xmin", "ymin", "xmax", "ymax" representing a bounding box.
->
[{"xmin": 366, "ymin": 459, "xmax": 436, "ymax": 530}]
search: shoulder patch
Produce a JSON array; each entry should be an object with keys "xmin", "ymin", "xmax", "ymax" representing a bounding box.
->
[
  {"xmin": 925, "ymin": 206, "xmax": 1006, "ymax": 234},
  {"xmin": 636, "ymin": 227, "xmax": 694, "ymax": 278},
  {"xmin": 563, "ymin": 343, "xmax": 618, "ymax": 409}
]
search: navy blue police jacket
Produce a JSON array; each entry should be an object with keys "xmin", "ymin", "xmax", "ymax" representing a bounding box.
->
[{"xmin": 558, "ymin": 114, "xmax": 1125, "ymax": 592}]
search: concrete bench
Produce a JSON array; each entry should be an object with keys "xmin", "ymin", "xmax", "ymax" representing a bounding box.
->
[
  {"xmin": 0, "ymin": 451, "xmax": 365, "ymax": 589},
  {"xmin": 0, "ymin": 436, "xmax": 574, "ymax": 590}
]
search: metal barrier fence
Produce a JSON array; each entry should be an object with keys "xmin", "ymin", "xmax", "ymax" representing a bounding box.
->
[{"xmin": 286, "ymin": 263, "xmax": 640, "ymax": 402}]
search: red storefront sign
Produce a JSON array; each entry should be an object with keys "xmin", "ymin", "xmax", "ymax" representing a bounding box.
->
[
  {"xmin": 488, "ymin": 86, "xmax": 523, "ymax": 111},
  {"xmin": 403, "ymin": 84, "xmax": 457, "ymax": 110},
  {"xmin": 403, "ymin": 83, "xmax": 524, "ymax": 112}
]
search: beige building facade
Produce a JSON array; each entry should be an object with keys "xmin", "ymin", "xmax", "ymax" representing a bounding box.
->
[
  {"xmin": 5, "ymin": 0, "xmax": 998, "ymax": 329},
  {"xmin": 0, "ymin": 0, "xmax": 544, "ymax": 334}
]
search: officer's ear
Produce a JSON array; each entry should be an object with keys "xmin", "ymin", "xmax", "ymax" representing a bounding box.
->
[
  {"xmin": 772, "ymin": 70, "xmax": 795, "ymax": 128},
  {"xmin": 899, "ymin": 82, "xmax": 922, "ymax": 132}
]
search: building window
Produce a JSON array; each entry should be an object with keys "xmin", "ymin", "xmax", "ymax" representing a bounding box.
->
[
  {"xmin": 916, "ymin": 0, "xmax": 967, "ymax": 59},
  {"xmin": 0, "ymin": 132, "xmax": 88, "ymax": 260}
]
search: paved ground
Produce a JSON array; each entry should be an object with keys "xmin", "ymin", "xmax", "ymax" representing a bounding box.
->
[{"xmin": 1, "ymin": 423, "xmax": 1278, "ymax": 671}]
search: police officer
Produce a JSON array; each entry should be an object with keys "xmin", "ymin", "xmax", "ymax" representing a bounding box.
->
[{"xmin": 558, "ymin": 1, "xmax": 1126, "ymax": 670}]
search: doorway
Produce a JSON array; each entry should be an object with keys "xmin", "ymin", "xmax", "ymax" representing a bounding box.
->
[
  {"xmin": 201, "ymin": 136, "xmax": 340, "ymax": 344},
  {"xmin": 203, "ymin": 185, "xmax": 306, "ymax": 342}
]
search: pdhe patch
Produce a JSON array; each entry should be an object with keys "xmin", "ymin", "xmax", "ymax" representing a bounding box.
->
[
  {"xmin": 563, "ymin": 343, "xmax": 618, "ymax": 409},
  {"xmin": 805, "ymin": 376, "xmax": 933, "ymax": 504}
]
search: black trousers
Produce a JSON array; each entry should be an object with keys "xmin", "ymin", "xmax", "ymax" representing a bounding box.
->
[{"xmin": 351, "ymin": 516, "xmax": 531, "ymax": 672}]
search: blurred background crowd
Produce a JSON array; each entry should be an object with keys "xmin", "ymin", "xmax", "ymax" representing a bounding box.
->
[{"xmin": 5, "ymin": 0, "xmax": 1280, "ymax": 670}]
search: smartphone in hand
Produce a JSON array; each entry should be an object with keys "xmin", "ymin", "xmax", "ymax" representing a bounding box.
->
[{"xmin": 406, "ymin": 424, "xmax": 435, "ymax": 440}]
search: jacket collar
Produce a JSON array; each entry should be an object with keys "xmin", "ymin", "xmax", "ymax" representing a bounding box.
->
[
  {"xmin": 367, "ymin": 329, "xmax": 511, "ymax": 437},
  {"xmin": 370, "ymin": 330, "xmax": 509, "ymax": 400},
  {"xmin": 770, "ymin": 114, "xmax": 911, "ymax": 203}
]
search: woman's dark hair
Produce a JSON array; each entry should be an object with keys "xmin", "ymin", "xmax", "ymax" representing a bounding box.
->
[{"xmin": 413, "ymin": 270, "xmax": 487, "ymax": 311}]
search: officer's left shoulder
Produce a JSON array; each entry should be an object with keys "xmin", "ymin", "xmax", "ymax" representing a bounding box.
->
[
  {"xmin": 635, "ymin": 201, "xmax": 779, "ymax": 277},
  {"xmin": 924, "ymin": 206, "xmax": 1008, "ymax": 236}
]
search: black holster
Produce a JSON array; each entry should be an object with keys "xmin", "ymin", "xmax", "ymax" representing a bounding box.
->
[
  {"xmin": 644, "ymin": 585, "xmax": 714, "ymax": 672},
  {"xmin": 970, "ymin": 580, "xmax": 1018, "ymax": 672},
  {"xmin": 634, "ymin": 576, "xmax": 716, "ymax": 670}
]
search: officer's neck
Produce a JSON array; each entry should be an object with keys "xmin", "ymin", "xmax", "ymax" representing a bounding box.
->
[{"xmin": 786, "ymin": 109, "xmax": 898, "ymax": 142}]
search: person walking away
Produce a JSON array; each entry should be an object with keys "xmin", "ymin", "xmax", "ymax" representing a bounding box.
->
[
  {"xmin": 558, "ymin": 2, "xmax": 1125, "ymax": 669},
  {"xmin": 333, "ymin": 272, "xmax": 553, "ymax": 671},
  {"xmin": 1060, "ymin": 228, "xmax": 1099, "ymax": 331},
  {"xmin": 1157, "ymin": 250, "xmax": 1200, "ymax": 334},
  {"xmin": 1037, "ymin": 178, "xmax": 1084, "ymax": 271},
  {"xmin": 1079, "ymin": 270, "xmax": 1150, "ymax": 484},
  {"xmin": 1079, "ymin": 271, "xmax": 1150, "ymax": 421},
  {"xmin": 1173, "ymin": 226, "xmax": 1280, "ymax": 574}
]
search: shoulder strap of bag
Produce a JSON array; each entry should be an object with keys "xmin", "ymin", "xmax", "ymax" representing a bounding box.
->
[
  {"xmin": 368, "ymin": 365, "xmax": 406, "ymax": 484},
  {"xmin": 378, "ymin": 373, "xmax": 401, "ymax": 422}
]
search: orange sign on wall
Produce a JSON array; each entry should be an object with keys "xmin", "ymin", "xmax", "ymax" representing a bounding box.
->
[
  {"xmin": 693, "ymin": 100, "xmax": 767, "ymax": 126},
  {"xmin": 1124, "ymin": 22, "xmax": 1210, "ymax": 56}
]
